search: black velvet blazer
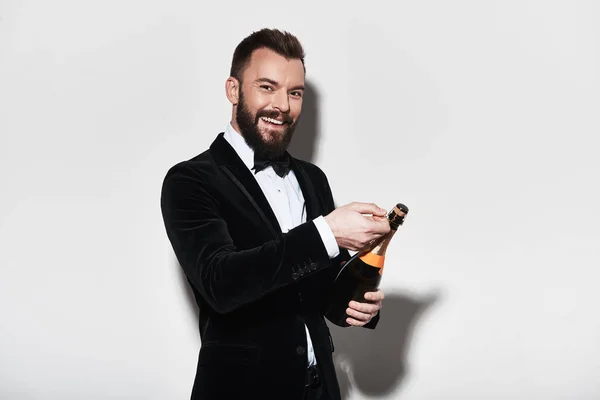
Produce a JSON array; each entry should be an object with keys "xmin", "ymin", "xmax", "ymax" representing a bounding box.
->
[{"xmin": 160, "ymin": 133, "xmax": 379, "ymax": 400}]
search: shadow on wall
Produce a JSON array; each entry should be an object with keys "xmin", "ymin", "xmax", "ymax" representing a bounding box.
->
[
  {"xmin": 288, "ymin": 79, "xmax": 320, "ymax": 163},
  {"xmin": 328, "ymin": 291, "xmax": 441, "ymax": 400}
]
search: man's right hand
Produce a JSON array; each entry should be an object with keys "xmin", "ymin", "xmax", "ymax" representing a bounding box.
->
[{"xmin": 324, "ymin": 202, "xmax": 391, "ymax": 251}]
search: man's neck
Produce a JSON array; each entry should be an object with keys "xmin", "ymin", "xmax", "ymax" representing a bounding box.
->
[{"xmin": 230, "ymin": 118, "xmax": 243, "ymax": 137}]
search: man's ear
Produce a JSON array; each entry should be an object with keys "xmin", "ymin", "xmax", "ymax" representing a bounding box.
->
[{"xmin": 225, "ymin": 77, "xmax": 240, "ymax": 105}]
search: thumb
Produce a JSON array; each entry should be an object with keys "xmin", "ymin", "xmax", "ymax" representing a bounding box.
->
[{"xmin": 349, "ymin": 202, "xmax": 387, "ymax": 217}]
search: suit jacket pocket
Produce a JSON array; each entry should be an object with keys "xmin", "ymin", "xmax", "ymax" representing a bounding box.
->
[{"xmin": 198, "ymin": 343, "xmax": 260, "ymax": 367}]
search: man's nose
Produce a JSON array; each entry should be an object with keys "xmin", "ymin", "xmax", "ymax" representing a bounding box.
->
[{"xmin": 272, "ymin": 90, "xmax": 290, "ymax": 113}]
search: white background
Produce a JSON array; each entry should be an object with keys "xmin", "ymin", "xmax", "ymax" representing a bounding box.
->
[{"xmin": 1, "ymin": 1, "xmax": 599, "ymax": 399}]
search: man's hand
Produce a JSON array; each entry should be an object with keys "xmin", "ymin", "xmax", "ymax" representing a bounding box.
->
[
  {"xmin": 345, "ymin": 289, "xmax": 384, "ymax": 327},
  {"xmin": 324, "ymin": 202, "xmax": 390, "ymax": 251}
]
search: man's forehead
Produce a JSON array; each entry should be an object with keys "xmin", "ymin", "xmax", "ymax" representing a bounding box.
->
[{"xmin": 245, "ymin": 48, "xmax": 305, "ymax": 84}]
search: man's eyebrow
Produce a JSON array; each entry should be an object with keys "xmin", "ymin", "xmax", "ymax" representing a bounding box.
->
[
  {"xmin": 256, "ymin": 78, "xmax": 279, "ymax": 86},
  {"xmin": 255, "ymin": 78, "xmax": 305, "ymax": 91}
]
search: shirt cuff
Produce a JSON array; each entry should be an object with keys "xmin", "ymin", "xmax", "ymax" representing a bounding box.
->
[{"xmin": 313, "ymin": 216, "xmax": 340, "ymax": 259}]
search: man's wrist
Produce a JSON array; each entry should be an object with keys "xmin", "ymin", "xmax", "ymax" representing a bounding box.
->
[{"xmin": 313, "ymin": 216, "xmax": 340, "ymax": 259}]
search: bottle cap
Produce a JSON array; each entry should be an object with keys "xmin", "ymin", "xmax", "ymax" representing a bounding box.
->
[{"xmin": 388, "ymin": 203, "xmax": 408, "ymax": 229}]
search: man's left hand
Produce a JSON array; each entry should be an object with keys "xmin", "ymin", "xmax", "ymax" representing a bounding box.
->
[{"xmin": 345, "ymin": 289, "xmax": 384, "ymax": 326}]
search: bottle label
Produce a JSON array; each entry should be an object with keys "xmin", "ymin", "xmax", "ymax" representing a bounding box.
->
[{"xmin": 359, "ymin": 253, "xmax": 385, "ymax": 275}]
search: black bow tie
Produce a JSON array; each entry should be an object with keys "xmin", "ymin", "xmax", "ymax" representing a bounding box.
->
[{"xmin": 253, "ymin": 153, "xmax": 291, "ymax": 177}]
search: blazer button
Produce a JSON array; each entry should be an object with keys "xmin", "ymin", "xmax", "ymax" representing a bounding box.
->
[{"xmin": 296, "ymin": 345, "xmax": 306, "ymax": 355}]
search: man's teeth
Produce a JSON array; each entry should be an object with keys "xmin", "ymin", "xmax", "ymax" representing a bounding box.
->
[{"xmin": 261, "ymin": 117, "xmax": 284, "ymax": 125}]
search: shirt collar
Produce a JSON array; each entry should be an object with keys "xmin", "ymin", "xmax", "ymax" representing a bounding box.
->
[{"xmin": 223, "ymin": 122, "xmax": 255, "ymax": 171}]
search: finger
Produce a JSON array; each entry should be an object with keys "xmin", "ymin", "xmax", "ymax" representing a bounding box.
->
[
  {"xmin": 375, "ymin": 220, "xmax": 392, "ymax": 233},
  {"xmin": 346, "ymin": 307, "xmax": 372, "ymax": 322},
  {"xmin": 364, "ymin": 219, "xmax": 391, "ymax": 235},
  {"xmin": 348, "ymin": 202, "xmax": 387, "ymax": 217},
  {"xmin": 364, "ymin": 300, "xmax": 382, "ymax": 313},
  {"xmin": 349, "ymin": 301, "xmax": 380, "ymax": 315},
  {"xmin": 346, "ymin": 317, "xmax": 367, "ymax": 327},
  {"xmin": 364, "ymin": 290, "xmax": 385, "ymax": 302},
  {"xmin": 370, "ymin": 204, "xmax": 388, "ymax": 217}
]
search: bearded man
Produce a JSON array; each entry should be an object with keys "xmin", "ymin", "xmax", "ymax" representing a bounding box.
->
[{"xmin": 160, "ymin": 28, "xmax": 390, "ymax": 400}]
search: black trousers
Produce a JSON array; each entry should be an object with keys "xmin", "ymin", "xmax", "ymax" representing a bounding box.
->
[
  {"xmin": 303, "ymin": 365, "xmax": 329, "ymax": 400},
  {"xmin": 303, "ymin": 383, "xmax": 328, "ymax": 400}
]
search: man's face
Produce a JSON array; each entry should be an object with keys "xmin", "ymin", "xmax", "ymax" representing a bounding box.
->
[{"xmin": 234, "ymin": 48, "xmax": 305, "ymax": 159}]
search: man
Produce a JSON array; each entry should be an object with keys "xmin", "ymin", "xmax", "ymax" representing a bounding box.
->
[{"xmin": 160, "ymin": 28, "xmax": 390, "ymax": 400}]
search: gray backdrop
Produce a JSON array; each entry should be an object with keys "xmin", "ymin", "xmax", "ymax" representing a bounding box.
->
[{"xmin": 1, "ymin": 1, "xmax": 599, "ymax": 399}]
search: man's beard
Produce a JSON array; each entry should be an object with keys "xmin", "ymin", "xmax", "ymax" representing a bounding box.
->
[{"xmin": 236, "ymin": 90, "xmax": 297, "ymax": 160}]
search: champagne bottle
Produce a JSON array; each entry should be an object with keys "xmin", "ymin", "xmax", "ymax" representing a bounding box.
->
[{"xmin": 325, "ymin": 203, "xmax": 409, "ymax": 327}]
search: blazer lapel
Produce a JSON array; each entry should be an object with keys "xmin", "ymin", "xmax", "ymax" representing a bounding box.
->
[
  {"xmin": 210, "ymin": 133, "xmax": 282, "ymax": 236},
  {"xmin": 289, "ymin": 157, "xmax": 321, "ymax": 221}
]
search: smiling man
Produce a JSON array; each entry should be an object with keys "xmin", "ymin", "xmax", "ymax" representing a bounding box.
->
[
  {"xmin": 160, "ymin": 29, "xmax": 390, "ymax": 400},
  {"xmin": 231, "ymin": 47, "xmax": 302, "ymax": 161}
]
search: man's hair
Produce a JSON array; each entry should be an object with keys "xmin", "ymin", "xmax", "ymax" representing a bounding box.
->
[{"xmin": 230, "ymin": 28, "xmax": 305, "ymax": 82}]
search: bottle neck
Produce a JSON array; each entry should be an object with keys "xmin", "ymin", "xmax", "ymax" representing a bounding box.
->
[{"xmin": 369, "ymin": 228, "xmax": 398, "ymax": 256}]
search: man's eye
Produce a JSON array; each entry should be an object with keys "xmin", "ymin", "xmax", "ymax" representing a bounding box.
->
[
  {"xmin": 260, "ymin": 85, "xmax": 274, "ymax": 91},
  {"xmin": 290, "ymin": 91, "xmax": 303, "ymax": 98}
]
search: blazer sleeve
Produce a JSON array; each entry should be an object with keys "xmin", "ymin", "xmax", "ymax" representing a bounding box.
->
[{"xmin": 160, "ymin": 164, "xmax": 332, "ymax": 314}]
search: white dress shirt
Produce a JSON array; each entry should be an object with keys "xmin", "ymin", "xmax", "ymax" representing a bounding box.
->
[{"xmin": 223, "ymin": 123, "xmax": 339, "ymax": 367}]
